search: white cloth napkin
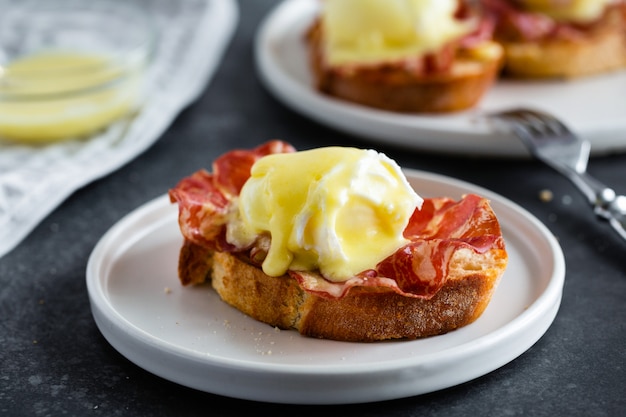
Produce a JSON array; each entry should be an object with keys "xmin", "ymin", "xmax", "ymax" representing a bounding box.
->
[{"xmin": 0, "ymin": 0, "xmax": 239, "ymax": 259}]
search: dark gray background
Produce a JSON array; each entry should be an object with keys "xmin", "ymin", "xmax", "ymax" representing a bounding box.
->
[{"xmin": 1, "ymin": 1, "xmax": 624, "ymax": 416}]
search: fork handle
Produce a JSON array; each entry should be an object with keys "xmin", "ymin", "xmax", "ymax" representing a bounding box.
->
[
  {"xmin": 545, "ymin": 161, "xmax": 606, "ymax": 203},
  {"xmin": 554, "ymin": 163, "xmax": 626, "ymax": 240}
]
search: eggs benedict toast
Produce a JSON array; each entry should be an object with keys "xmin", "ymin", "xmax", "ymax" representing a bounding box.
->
[
  {"xmin": 481, "ymin": 0, "xmax": 626, "ymax": 78},
  {"xmin": 305, "ymin": 0, "xmax": 504, "ymax": 113},
  {"xmin": 169, "ymin": 141, "xmax": 508, "ymax": 342}
]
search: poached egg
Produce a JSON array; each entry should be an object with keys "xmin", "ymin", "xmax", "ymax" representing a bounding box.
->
[
  {"xmin": 321, "ymin": 0, "xmax": 476, "ymax": 66},
  {"xmin": 226, "ymin": 147, "xmax": 423, "ymax": 281}
]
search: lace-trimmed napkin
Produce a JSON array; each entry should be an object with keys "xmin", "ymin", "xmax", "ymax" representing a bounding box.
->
[{"xmin": 0, "ymin": 0, "xmax": 238, "ymax": 258}]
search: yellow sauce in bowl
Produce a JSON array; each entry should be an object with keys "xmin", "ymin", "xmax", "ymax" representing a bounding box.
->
[{"xmin": 0, "ymin": 51, "xmax": 142, "ymax": 143}]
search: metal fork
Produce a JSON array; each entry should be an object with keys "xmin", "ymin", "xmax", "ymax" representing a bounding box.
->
[{"xmin": 488, "ymin": 108, "xmax": 626, "ymax": 242}]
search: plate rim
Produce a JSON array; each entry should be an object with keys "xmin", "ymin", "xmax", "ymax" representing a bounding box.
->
[
  {"xmin": 86, "ymin": 169, "xmax": 565, "ymax": 403},
  {"xmin": 254, "ymin": 0, "xmax": 626, "ymax": 158}
]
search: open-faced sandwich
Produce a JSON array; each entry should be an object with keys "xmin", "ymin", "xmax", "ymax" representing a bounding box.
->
[
  {"xmin": 481, "ymin": 0, "xmax": 626, "ymax": 78},
  {"xmin": 305, "ymin": 0, "xmax": 504, "ymax": 113},
  {"xmin": 168, "ymin": 141, "xmax": 508, "ymax": 342}
]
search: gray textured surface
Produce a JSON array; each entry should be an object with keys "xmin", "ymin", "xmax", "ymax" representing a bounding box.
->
[{"xmin": 1, "ymin": 1, "xmax": 625, "ymax": 416}]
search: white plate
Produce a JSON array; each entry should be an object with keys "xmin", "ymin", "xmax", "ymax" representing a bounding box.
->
[
  {"xmin": 86, "ymin": 169, "xmax": 565, "ymax": 404},
  {"xmin": 254, "ymin": 0, "xmax": 626, "ymax": 157}
]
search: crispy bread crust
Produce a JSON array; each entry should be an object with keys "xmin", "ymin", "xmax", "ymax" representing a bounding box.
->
[
  {"xmin": 179, "ymin": 241, "xmax": 508, "ymax": 342},
  {"xmin": 498, "ymin": 7, "xmax": 626, "ymax": 78},
  {"xmin": 306, "ymin": 20, "xmax": 503, "ymax": 113},
  {"xmin": 178, "ymin": 239, "xmax": 214, "ymax": 286}
]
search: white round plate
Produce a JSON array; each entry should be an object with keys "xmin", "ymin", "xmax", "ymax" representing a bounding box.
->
[
  {"xmin": 254, "ymin": 0, "xmax": 626, "ymax": 157},
  {"xmin": 86, "ymin": 169, "xmax": 565, "ymax": 404}
]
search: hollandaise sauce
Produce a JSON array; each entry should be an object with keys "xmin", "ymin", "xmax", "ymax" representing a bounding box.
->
[
  {"xmin": 0, "ymin": 50, "xmax": 141, "ymax": 143},
  {"xmin": 226, "ymin": 147, "xmax": 423, "ymax": 281},
  {"xmin": 321, "ymin": 0, "xmax": 476, "ymax": 66}
]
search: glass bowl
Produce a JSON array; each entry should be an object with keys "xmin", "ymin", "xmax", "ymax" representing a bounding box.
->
[{"xmin": 0, "ymin": 0, "xmax": 156, "ymax": 144}]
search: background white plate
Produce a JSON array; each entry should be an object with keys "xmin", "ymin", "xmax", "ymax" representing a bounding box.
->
[
  {"xmin": 255, "ymin": 0, "xmax": 626, "ymax": 157},
  {"xmin": 87, "ymin": 169, "xmax": 565, "ymax": 404}
]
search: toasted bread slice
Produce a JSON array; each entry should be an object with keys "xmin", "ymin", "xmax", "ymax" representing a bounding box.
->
[
  {"xmin": 178, "ymin": 240, "xmax": 508, "ymax": 342},
  {"xmin": 493, "ymin": 4, "xmax": 626, "ymax": 78},
  {"xmin": 500, "ymin": 22, "xmax": 626, "ymax": 78},
  {"xmin": 306, "ymin": 19, "xmax": 503, "ymax": 113}
]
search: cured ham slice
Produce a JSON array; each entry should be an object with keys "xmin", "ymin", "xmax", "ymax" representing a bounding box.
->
[
  {"xmin": 169, "ymin": 140, "xmax": 295, "ymax": 250},
  {"xmin": 481, "ymin": 0, "xmax": 625, "ymax": 41}
]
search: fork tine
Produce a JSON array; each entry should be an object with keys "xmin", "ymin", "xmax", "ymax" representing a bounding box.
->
[
  {"xmin": 517, "ymin": 110, "xmax": 569, "ymax": 138},
  {"xmin": 488, "ymin": 110, "xmax": 547, "ymax": 154},
  {"xmin": 493, "ymin": 109, "xmax": 569, "ymax": 139},
  {"xmin": 491, "ymin": 107, "xmax": 591, "ymax": 169},
  {"xmin": 488, "ymin": 108, "xmax": 590, "ymax": 173}
]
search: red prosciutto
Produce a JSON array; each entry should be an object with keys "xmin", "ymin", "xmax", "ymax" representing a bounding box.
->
[
  {"xmin": 376, "ymin": 195, "xmax": 504, "ymax": 297},
  {"xmin": 168, "ymin": 140, "xmax": 295, "ymax": 250},
  {"xmin": 480, "ymin": 0, "xmax": 625, "ymax": 41},
  {"xmin": 169, "ymin": 141, "xmax": 505, "ymax": 300}
]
